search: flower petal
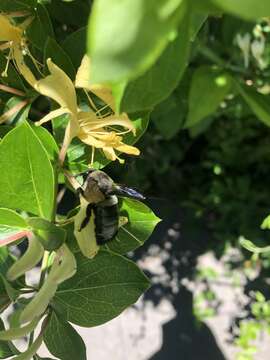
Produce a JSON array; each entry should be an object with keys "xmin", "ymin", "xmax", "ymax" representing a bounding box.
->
[
  {"xmin": 116, "ymin": 143, "xmax": 140, "ymax": 156},
  {"xmin": 35, "ymin": 58, "xmax": 77, "ymax": 115},
  {"xmin": 102, "ymin": 147, "xmax": 117, "ymax": 161},
  {"xmin": 35, "ymin": 107, "xmax": 71, "ymax": 126},
  {"xmin": 74, "ymin": 196, "xmax": 99, "ymax": 258},
  {"xmin": 0, "ymin": 15, "xmax": 22, "ymax": 42},
  {"xmin": 75, "ymin": 54, "xmax": 115, "ymax": 110},
  {"xmin": 78, "ymin": 111, "xmax": 136, "ymax": 134},
  {"xmin": 79, "ymin": 132, "xmax": 105, "ymax": 148},
  {"xmin": 13, "ymin": 46, "xmax": 37, "ymax": 87},
  {"xmin": 59, "ymin": 117, "xmax": 80, "ymax": 164}
]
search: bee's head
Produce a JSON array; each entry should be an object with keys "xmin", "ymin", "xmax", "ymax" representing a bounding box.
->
[
  {"xmin": 79, "ymin": 170, "xmax": 114, "ymax": 202},
  {"xmin": 77, "ymin": 170, "xmax": 145, "ymax": 202}
]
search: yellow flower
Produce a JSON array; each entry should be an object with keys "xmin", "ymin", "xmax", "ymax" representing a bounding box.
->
[
  {"xmin": 0, "ymin": 14, "xmax": 36, "ymax": 85},
  {"xmin": 34, "ymin": 57, "xmax": 140, "ymax": 164},
  {"xmin": 75, "ymin": 55, "xmax": 115, "ymax": 111}
]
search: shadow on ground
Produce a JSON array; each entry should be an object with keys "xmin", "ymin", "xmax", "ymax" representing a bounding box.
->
[{"xmin": 133, "ymin": 199, "xmax": 226, "ymax": 360}]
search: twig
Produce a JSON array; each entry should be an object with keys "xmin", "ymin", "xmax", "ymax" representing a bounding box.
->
[
  {"xmin": 0, "ymin": 84, "xmax": 25, "ymax": 97},
  {"xmin": 0, "ymin": 99, "xmax": 29, "ymax": 124}
]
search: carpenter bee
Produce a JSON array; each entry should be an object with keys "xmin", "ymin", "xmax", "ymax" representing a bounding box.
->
[{"xmin": 73, "ymin": 169, "xmax": 145, "ymax": 258}]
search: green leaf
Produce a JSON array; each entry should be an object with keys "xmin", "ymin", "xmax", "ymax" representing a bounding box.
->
[
  {"xmin": 0, "ymin": 292, "xmax": 10, "ymax": 314},
  {"xmin": 0, "ymin": 53, "xmax": 25, "ymax": 91},
  {"xmin": 120, "ymin": 12, "xmax": 190, "ymax": 112},
  {"xmin": 48, "ymin": 0, "xmax": 89, "ymax": 27},
  {"xmin": 189, "ymin": 116, "xmax": 215, "ymax": 137},
  {"xmin": 44, "ymin": 38, "xmax": 76, "ymax": 80},
  {"xmin": 0, "ymin": 275, "xmax": 20, "ymax": 301},
  {"xmin": 0, "ymin": 208, "xmax": 29, "ymax": 245},
  {"xmin": 210, "ymin": 0, "xmax": 270, "ymax": 21},
  {"xmin": 3, "ymin": 97, "xmax": 30, "ymax": 125},
  {"xmin": 0, "ymin": 0, "xmax": 36, "ymax": 11},
  {"xmin": 53, "ymin": 250, "xmax": 150, "ymax": 327},
  {"xmin": 185, "ymin": 66, "xmax": 232, "ymax": 128},
  {"xmin": 0, "ymin": 247, "xmax": 10, "ymax": 275},
  {"xmin": 239, "ymin": 237, "xmax": 270, "ymax": 254},
  {"xmin": 235, "ymin": 82, "xmax": 270, "ymax": 127},
  {"xmin": 190, "ymin": 11, "xmax": 208, "ymax": 41},
  {"xmin": 88, "ymin": 0, "xmax": 186, "ymax": 83},
  {"xmin": 152, "ymin": 94, "xmax": 185, "ymax": 139},
  {"xmin": 30, "ymin": 123, "xmax": 59, "ymax": 162},
  {"xmin": 44, "ymin": 312, "xmax": 86, "ymax": 360},
  {"xmin": 0, "ymin": 126, "xmax": 12, "ymax": 139},
  {"xmin": 0, "ymin": 122, "xmax": 55, "ymax": 220},
  {"xmin": 0, "ymin": 319, "xmax": 13, "ymax": 359},
  {"xmin": 261, "ymin": 215, "xmax": 270, "ymax": 230},
  {"xmin": 107, "ymin": 199, "xmax": 160, "ymax": 254},
  {"xmin": 27, "ymin": 217, "xmax": 66, "ymax": 251},
  {"xmin": 26, "ymin": 4, "xmax": 54, "ymax": 50},
  {"xmin": 62, "ymin": 27, "xmax": 87, "ymax": 70}
]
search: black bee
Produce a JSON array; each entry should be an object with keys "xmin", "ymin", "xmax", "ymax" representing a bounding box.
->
[{"xmin": 74, "ymin": 170, "xmax": 144, "ymax": 256}]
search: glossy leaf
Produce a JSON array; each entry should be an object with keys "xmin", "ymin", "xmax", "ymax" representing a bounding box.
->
[
  {"xmin": 0, "ymin": 276, "xmax": 20, "ymax": 301},
  {"xmin": 0, "ymin": 292, "xmax": 10, "ymax": 314},
  {"xmin": 0, "ymin": 247, "xmax": 11, "ymax": 275},
  {"xmin": 261, "ymin": 215, "xmax": 270, "ymax": 230},
  {"xmin": 48, "ymin": 0, "xmax": 89, "ymax": 27},
  {"xmin": 0, "ymin": 127, "xmax": 12, "ymax": 139},
  {"xmin": 44, "ymin": 312, "xmax": 86, "ymax": 360},
  {"xmin": 53, "ymin": 250, "xmax": 150, "ymax": 327},
  {"xmin": 30, "ymin": 123, "xmax": 59, "ymax": 162},
  {"xmin": 185, "ymin": 66, "xmax": 232, "ymax": 128},
  {"xmin": 107, "ymin": 199, "xmax": 160, "ymax": 254},
  {"xmin": 0, "ymin": 320, "xmax": 13, "ymax": 359},
  {"xmin": 62, "ymin": 27, "xmax": 87, "ymax": 70},
  {"xmin": 235, "ymin": 82, "xmax": 270, "ymax": 127},
  {"xmin": 0, "ymin": 122, "xmax": 55, "ymax": 220},
  {"xmin": 3, "ymin": 97, "xmax": 30, "ymax": 125},
  {"xmin": 88, "ymin": 0, "xmax": 186, "ymax": 83},
  {"xmin": 28, "ymin": 217, "xmax": 66, "ymax": 251},
  {"xmin": 44, "ymin": 38, "xmax": 76, "ymax": 80},
  {"xmin": 0, "ymin": 208, "xmax": 29, "ymax": 247},
  {"xmin": 0, "ymin": 0, "xmax": 36, "ymax": 11},
  {"xmin": 151, "ymin": 74, "xmax": 189, "ymax": 139},
  {"xmin": 26, "ymin": 4, "xmax": 54, "ymax": 50},
  {"xmin": 0, "ymin": 53, "xmax": 25, "ymax": 91},
  {"xmin": 120, "ymin": 13, "xmax": 190, "ymax": 112},
  {"xmin": 210, "ymin": 0, "xmax": 270, "ymax": 21}
]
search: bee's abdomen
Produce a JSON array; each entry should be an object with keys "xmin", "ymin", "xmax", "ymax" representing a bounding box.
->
[{"xmin": 94, "ymin": 196, "xmax": 119, "ymax": 245}]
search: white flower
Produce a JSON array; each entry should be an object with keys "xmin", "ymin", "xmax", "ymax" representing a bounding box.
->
[
  {"xmin": 236, "ymin": 33, "xmax": 251, "ymax": 68},
  {"xmin": 251, "ymin": 38, "xmax": 267, "ymax": 70}
]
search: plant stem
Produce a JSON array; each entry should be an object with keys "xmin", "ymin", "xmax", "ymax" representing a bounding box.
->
[{"xmin": 198, "ymin": 44, "xmax": 248, "ymax": 75}]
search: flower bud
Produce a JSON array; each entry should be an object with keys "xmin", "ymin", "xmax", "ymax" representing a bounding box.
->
[{"xmin": 7, "ymin": 234, "xmax": 44, "ymax": 281}]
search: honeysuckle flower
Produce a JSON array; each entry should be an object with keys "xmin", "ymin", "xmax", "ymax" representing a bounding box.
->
[
  {"xmin": 74, "ymin": 195, "xmax": 100, "ymax": 258},
  {"xmin": 236, "ymin": 33, "xmax": 251, "ymax": 68},
  {"xmin": 75, "ymin": 54, "xmax": 115, "ymax": 111},
  {"xmin": 0, "ymin": 14, "xmax": 36, "ymax": 85},
  {"xmin": 251, "ymin": 38, "xmax": 267, "ymax": 70},
  {"xmin": 34, "ymin": 58, "xmax": 140, "ymax": 164}
]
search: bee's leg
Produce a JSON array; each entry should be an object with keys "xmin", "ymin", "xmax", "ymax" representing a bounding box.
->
[
  {"xmin": 79, "ymin": 204, "xmax": 94, "ymax": 232},
  {"xmin": 118, "ymin": 216, "xmax": 128, "ymax": 228}
]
